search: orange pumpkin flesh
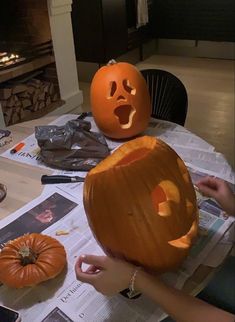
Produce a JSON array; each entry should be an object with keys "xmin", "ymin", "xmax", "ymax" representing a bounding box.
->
[
  {"xmin": 90, "ymin": 60, "xmax": 151, "ymax": 139},
  {"xmin": 83, "ymin": 136, "xmax": 198, "ymax": 273},
  {"xmin": 0, "ymin": 233, "xmax": 67, "ymax": 288}
]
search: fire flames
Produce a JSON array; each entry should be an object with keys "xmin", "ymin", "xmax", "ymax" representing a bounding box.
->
[{"xmin": 0, "ymin": 52, "xmax": 20, "ymax": 67}]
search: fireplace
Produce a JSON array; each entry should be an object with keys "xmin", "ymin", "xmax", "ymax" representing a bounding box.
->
[
  {"xmin": 0, "ymin": 41, "xmax": 53, "ymax": 71},
  {"xmin": 0, "ymin": 0, "xmax": 53, "ymax": 69},
  {"xmin": 0, "ymin": 0, "xmax": 83, "ymax": 128},
  {"xmin": 0, "ymin": 53, "xmax": 23, "ymax": 70}
]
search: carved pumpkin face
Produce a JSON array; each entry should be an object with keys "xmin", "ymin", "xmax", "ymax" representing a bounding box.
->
[
  {"xmin": 90, "ymin": 60, "xmax": 151, "ymax": 139},
  {"xmin": 83, "ymin": 136, "xmax": 198, "ymax": 273}
]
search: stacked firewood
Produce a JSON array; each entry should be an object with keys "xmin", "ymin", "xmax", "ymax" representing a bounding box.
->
[{"xmin": 0, "ymin": 78, "xmax": 59, "ymax": 126}]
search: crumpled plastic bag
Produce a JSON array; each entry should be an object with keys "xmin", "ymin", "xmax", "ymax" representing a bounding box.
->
[{"xmin": 35, "ymin": 119, "xmax": 110, "ymax": 171}]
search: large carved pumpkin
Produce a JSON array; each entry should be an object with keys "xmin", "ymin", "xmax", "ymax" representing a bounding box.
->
[
  {"xmin": 0, "ymin": 233, "xmax": 67, "ymax": 288},
  {"xmin": 83, "ymin": 136, "xmax": 198, "ymax": 272},
  {"xmin": 90, "ymin": 60, "xmax": 151, "ymax": 139}
]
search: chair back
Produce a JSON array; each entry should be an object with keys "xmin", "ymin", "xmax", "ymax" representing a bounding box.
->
[{"xmin": 140, "ymin": 69, "xmax": 188, "ymax": 126}]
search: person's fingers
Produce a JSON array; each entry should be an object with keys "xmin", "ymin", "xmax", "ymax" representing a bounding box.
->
[
  {"xmin": 75, "ymin": 255, "xmax": 108, "ymax": 283},
  {"xmin": 196, "ymin": 184, "xmax": 218, "ymax": 198},
  {"xmin": 75, "ymin": 260, "xmax": 99, "ymax": 283},
  {"xmin": 75, "ymin": 268, "xmax": 98, "ymax": 283},
  {"xmin": 196, "ymin": 176, "xmax": 217, "ymax": 188},
  {"xmin": 75, "ymin": 255, "xmax": 84, "ymax": 269},
  {"xmin": 195, "ymin": 176, "xmax": 222, "ymax": 196},
  {"xmin": 206, "ymin": 176, "xmax": 224, "ymax": 188},
  {"xmin": 85, "ymin": 265, "xmax": 100, "ymax": 274},
  {"xmin": 80, "ymin": 254, "xmax": 108, "ymax": 268}
]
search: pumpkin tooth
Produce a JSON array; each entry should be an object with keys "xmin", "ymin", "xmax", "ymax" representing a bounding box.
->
[
  {"xmin": 168, "ymin": 219, "xmax": 198, "ymax": 249},
  {"xmin": 168, "ymin": 237, "xmax": 191, "ymax": 249},
  {"xmin": 158, "ymin": 202, "xmax": 171, "ymax": 217}
]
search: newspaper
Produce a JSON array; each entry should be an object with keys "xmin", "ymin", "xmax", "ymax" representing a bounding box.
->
[
  {"xmin": 0, "ymin": 116, "xmax": 213, "ymax": 168},
  {"xmin": 0, "ymin": 189, "xmax": 187, "ymax": 322},
  {"xmin": 0, "ymin": 179, "xmax": 233, "ymax": 322},
  {"xmin": 145, "ymin": 119, "xmax": 214, "ymax": 152},
  {"xmin": 182, "ymin": 206, "xmax": 234, "ymax": 276},
  {"xmin": 0, "ymin": 115, "xmax": 234, "ymax": 321}
]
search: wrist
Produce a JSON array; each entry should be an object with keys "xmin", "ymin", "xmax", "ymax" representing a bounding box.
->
[
  {"xmin": 126, "ymin": 266, "xmax": 142, "ymax": 298},
  {"xmin": 135, "ymin": 270, "xmax": 163, "ymax": 294},
  {"xmin": 135, "ymin": 269, "xmax": 152, "ymax": 292},
  {"xmin": 220, "ymin": 195, "xmax": 235, "ymax": 215}
]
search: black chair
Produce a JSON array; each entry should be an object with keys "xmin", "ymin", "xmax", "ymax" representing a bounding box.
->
[{"xmin": 140, "ymin": 69, "xmax": 188, "ymax": 126}]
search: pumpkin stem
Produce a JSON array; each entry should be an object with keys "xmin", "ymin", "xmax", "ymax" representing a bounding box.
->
[
  {"xmin": 19, "ymin": 246, "xmax": 38, "ymax": 266},
  {"xmin": 107, "ymin": 59, "xmax": 117, "ymax": 66}
]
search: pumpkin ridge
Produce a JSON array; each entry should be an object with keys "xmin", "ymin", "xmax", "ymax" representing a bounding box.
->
[{"xmin": 35, "ymin": 261, "xmax": 58, "ymax": 278}]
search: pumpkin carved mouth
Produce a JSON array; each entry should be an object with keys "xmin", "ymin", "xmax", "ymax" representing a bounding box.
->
[
  {"xmin": 168, "ymin": 218, "xmax": 198, "ymax": 249},
  {"xmin": 114, "ymin": 105, "xmax": 136, "ymax": 129}
]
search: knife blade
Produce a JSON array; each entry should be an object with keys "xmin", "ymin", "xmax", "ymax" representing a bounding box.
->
[{"xmin": 41, "ymin": 175, "xmax": 85, "ymax": 185}]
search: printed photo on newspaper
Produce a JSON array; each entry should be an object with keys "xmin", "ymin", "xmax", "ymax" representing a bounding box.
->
[{"xmin": 0, "ymin": 192, "xmax": 77, "ymax": 244}]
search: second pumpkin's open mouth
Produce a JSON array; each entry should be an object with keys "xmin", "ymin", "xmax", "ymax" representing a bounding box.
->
[{"xmin": 114, "ymin": 105, "xmax": 136, "ymax": 129}]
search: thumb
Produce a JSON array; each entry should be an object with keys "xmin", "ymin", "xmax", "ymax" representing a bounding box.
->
[
  {"xmin": 79, "ymin": 254, "xmax": 108, "ymax": 269},
  {"xmin": 75, "ymin": 255, "xmax": 108, "ymax": 284}
]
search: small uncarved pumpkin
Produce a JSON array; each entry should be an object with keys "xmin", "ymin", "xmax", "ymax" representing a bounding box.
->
[
  {"xmin": 83, "ymin": 136, "xmax": 198, "ymax": 273},
  {"xmin": 90, "ymin": 60, "xmax": 151, "ymax": 139},
  {"xmin": 0, "ymin": 233, "xmax": 67, "ymax": 288}
]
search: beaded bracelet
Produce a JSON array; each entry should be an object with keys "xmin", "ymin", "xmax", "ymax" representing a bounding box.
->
[{"xmin": 127, "ymin": 266, "xmax": 141, "ymax": 299}]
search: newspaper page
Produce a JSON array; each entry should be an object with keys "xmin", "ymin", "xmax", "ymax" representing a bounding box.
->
[
  {"xmin": 180, "ymin": 167, "xmax": 235, "ymax": 276},
  {"xmin": 0, "ymin": 178, "xmax": 233, "ymax": 321},
  {"xmin": 182, "ymin": 208, "xmax": 234, "ymax": 275},
  {"xmin": 146, "ymin": 118, "xmax": 191, "ymax": 135},
  {"xmin": 1, "ymin": 115, "xmax": 234, "ymax": 321},
  {"xmin": 0, "ymin": 188, "xmax": 187, "ymax": 322},
  {"xmin": 145, "ymin": 119, "xmax": 214, "ymax": 152},
  {"xmin": 203, "ymin": 228, "xmax": 234, "ymax": 268},
  {"xmin": 144, "ymin": 119, "xmax": 234, "ymax": 183}
]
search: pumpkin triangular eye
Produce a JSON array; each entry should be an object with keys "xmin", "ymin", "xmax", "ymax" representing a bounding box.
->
[
  {"xmin": 107, "ymin": 81, "xmax": 117, "ymax": 98},
  {"xmin": 123, "ymin": 79, "xmax": 136, "ymax": 95}
]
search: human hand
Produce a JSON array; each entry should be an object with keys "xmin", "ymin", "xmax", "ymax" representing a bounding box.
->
[
  {"xmin": 75, "ymin": 255, "xmax": 135, "ymax": 296},
  {"xmin": 196, "ymin": 176, "xmax": 235, "ymax": 215}
]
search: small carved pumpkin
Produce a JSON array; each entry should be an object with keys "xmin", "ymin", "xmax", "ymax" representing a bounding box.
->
[
  {"xmin": 83, "ymin": 136, "xmax": 198, "ymax": 272},
  {"xmin": 0, "ymin": 233, "xmax": 67, "ymax": 288},
  {"xmin": 90, "ymin": 60, "xmax": 151, "ymax": 139}
]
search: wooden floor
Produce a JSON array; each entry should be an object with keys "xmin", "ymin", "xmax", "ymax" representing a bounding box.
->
[{"xmin": 79, "ymin": 55, "xmax": 235, "ymax": 168}]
